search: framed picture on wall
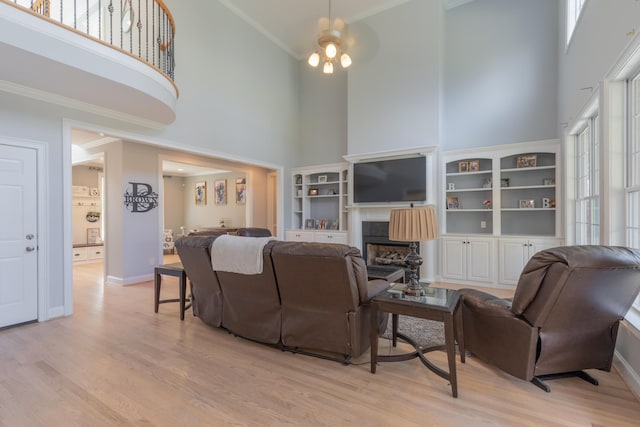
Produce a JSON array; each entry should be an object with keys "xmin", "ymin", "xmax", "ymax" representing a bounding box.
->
[
  {"xmin": 236, "ymin": 178, "xmax": 246, "ymax": 204},
  {"xmin": 87, "ymin": 228, "xmax": 101, "ymax": 244},
  {"xmin": 194, "ymin": 181, "xmax": 207, "ymax": 205},
  {"xmin": 214, "ymin": 179, "xmax": 227, "ymax": 205}
]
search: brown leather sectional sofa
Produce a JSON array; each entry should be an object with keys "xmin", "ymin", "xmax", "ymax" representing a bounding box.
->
[{"xmin": 175, "ymin": 228, "xmax": 389, "ymax": 361}]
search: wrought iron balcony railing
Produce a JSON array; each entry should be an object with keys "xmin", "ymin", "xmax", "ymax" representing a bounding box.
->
[{"xmin": 7, "ymin": 0, "xmax": 175, "ymax": 82}]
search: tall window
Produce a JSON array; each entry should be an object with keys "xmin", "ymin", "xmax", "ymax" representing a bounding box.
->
[
  {"xmin": 575, "ymin": 115, "xmax": 600, "ymax": 244},
  {"xmin": 628, "ymin": 74, "xmax": 640, "ymax": 310},
  {"xmin": 566, "ymin": 0, "xmax": 586, "ymax": 46}
]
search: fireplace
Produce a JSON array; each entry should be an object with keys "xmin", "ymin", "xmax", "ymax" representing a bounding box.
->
[{"xmin": 362, "ymin": 221, "xmax": 415, "ymax": 282}]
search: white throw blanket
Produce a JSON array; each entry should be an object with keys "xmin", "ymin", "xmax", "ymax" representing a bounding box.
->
[{"xmin": 211, "ymin": 234, "xmax": 275, "ymax": 275}]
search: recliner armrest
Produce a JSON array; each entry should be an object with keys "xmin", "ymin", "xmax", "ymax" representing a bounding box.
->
[
  {"xmin": 460, "ymin": 288, "xmax": 514, "ymax": 318},
  {"xmin": 365, "ymin": 279, "xmax": 390, "ymax": 301}
]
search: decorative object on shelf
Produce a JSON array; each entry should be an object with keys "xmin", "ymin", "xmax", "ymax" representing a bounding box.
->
[
  {"xmin": 214, "ymin": 179, "xmax": 227, "ymax": 205},
  {"xmin": 309, "ymin": 188, "xmax": 319, "ymax": 196},
  {"xmin": 447, "ymin": 183, "xmax": 455, "ymax": 190},
  {"xmin": 550, "ymin": 198, "xmax": 556, "ymax": 208},
  {"xmin": 327, "ymin": 189, "xmax": 337, "ymax": 195},
  {"xmin": 307, "ymin": 0, "xmax": 352, "ymax": 74},
  {"xmin": 469, "ymin": 159, "xmax": 480, "ymax": 172},
  {"xmin": 296, "ymin": 175, "xmax": 302, "ymax": 185},
  {"xmin": 235, "ymin": 178, "xmax": 247, "ymax": 205},
  {"xmin": 458, "ymin": 161, "xmax": 469, "ymax": 172},
  {"xmin": 124, "ymin": 182, "xmax": 158, "ymax": 213},
  {"xmin": 446, "ymin": 196, "xmax": 460, "ymax": 209},
  {"xmin": 500, "ymin": 178, "xmax": 510, "ymax": 187},
  {"xmin": 87, "ymin": 228, "xmax": 101, "ymax": 244},
  {"xmin": 388, "ymin": 205, "xmax": 439, "ymax": 296},
  {"xmin": 483, "ymin": 178, "xmax": 492, "ymax": 188},
  {"xmin": 543, "ymin": 178, "xmax": 555, "ymax": 185},
  {"xmin": 483, "ymin": 200, "xmax": 492, "ymax": 209},
  {"xmin": 305, "ymin": 219, "xmax": 315, "ymax": 229},
  {"xmin": 519, "ymin": 199, "xmax": 535, "ymax": 209},
  {"xmin": 318, "ymin": 175, "xmax": 328, "ymax": 183},
  {"xmin": 89, "ymin": 187, "xmax": 99, "ymax": 197},
  {"xmin": 542, "ymin": 197, "xmax": 551, "ymax": 208},
  {"xmin": 195, "ymin": 181, "xmax": 207, "ymax": 205},
  {"xmin": 516, "ymin": 154, "xmax": 537, "ymax": 168},
  {"xmin": 86, "ymin": 211, "xmax": 100, "ymax": 223}
]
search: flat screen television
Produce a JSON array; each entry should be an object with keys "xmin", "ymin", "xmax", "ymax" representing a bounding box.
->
[{"xmin": 353, "ymin": 156, "xmax": 427, "ymax": 203}]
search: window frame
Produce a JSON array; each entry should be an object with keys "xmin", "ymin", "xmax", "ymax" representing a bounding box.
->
[{"xmin": 566, "ymin": 0, "xmax": 587, "ymax": 49}]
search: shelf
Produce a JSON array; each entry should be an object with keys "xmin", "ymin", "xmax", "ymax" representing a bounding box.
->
[
  {"xmin": 501, "ymin": 208, "xmax": 556, "ymax": 212},
  {"xmin": 447, "ymin": 209, "xmax": 493, "ymax": 212},
  {"xmin": 306, "ymin": 195, "xmax": 339, "ymax": 199},
  {"xmin": 446, "ymin": 170, "xmax": 492, "ymax": 177},
  {"xmin": 311, "ymin": 180, "xmax": 341, "ymax": 185},
  {"xmin": 501, "ymin": 185, "xmax": 556, "ymax": 191},
  {"xmin": 447, "ymin": 188, "xmax": 492, "ymax": 193},
  {"xmin": 501, "ymin": 165, "xmax": 555, "ymax": 173}
]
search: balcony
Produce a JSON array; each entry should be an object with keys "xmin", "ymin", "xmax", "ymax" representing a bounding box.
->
[{"xmin": 0, "ymin": 0, "xmax": 178, "ymax": 125}]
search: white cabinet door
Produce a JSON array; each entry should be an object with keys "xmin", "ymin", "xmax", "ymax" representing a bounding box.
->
[
  {"xmin": 315, "ymin": 232, "xmax": 347, "ymax": 244},
  {"xmin": 87, "ymin": 246, "xmax": 105, "ymax": 260},
  {"xmin": 467, "ymin": 238, "xmax": 494, "ymax": 283},
  {"xmin": 499, "ymin": 240, "xmax": 529, "ymax": 285},
  {"xmin": 442, "ymin": 237, "xmax": 466, "ymax": 281},
  {"xmin": 499, "ymin": 238, "xmax": 562, "ymax": 285},
  {"xmin": 285, "ymin": 230, "xmax": 314, "ymax": 242}
]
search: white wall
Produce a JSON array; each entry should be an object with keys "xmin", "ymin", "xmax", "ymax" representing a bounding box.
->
[
  {"xmin": 443, "ymin": 0, "xmax": 559, "ymax": 150},
  {"xmin": 182, "ymin": 172, "xmax": 247, "ymax": 230},
  {"xmin": 559, "ymin": 0, "xmax": 640, "ymax": 126},
  {"xmin": 347, "ymin": 0, "xmax": 443, "ymax": 155},
  {"xmin": 298, "ymin": 63, "xmax": 348, "ymax": 166}
]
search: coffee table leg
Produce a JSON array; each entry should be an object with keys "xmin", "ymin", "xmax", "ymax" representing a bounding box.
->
[
  {"xmin": 370, "ymin": 302, "xmax": 379, "ymax": 374},
  {"xmin": 392, "ymin": 313, "xmax": 399, "ymax": 347},
  {"xmin": 179, "ymin": 270, "xmax": 187, "ymax": 320},
  {"xmin": 455, "ymin": 302, "xmax": 465, "ymax": 364},
  {"xmin": 444, "ymin": 315, "xmax": 458, "ymax": 398}
]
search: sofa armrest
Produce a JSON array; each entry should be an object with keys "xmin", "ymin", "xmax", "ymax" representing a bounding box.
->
[{"xmin": 366, "ymin": 279, "xmax": 390, "ymax": 301}]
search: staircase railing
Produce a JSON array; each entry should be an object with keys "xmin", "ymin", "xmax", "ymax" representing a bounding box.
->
[{"xmin": 6, "ymin": 0, "xmax": 175, "ymax": 82}]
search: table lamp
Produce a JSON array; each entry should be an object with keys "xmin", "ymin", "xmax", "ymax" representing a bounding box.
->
[{"xmin": 388, "ymin": 205, "xmax": 439, "ymax": 296}]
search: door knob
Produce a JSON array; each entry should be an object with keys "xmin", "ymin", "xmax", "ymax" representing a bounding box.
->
[{"xmin": 26, "ymin": 246, "xmax": 35, "ymax": 252}]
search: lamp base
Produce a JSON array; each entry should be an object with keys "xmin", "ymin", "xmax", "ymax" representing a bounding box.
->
[
  {"xmin": 403, "ymin": 282, "xmax": 426, "ymax": 297},
  {"xmin": 402, "ymin": 242, "xmax": 425, "ymax": 296}
]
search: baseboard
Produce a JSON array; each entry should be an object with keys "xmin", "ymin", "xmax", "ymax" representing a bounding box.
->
[
  {"xmin": 613, "ymin": 320, "xmax": 640, "ymax": 401},
  {"xmin": 47, "ymin": 306, "xmax": 65, "ymax": 320},
  {"xmin": 106, "ymin": 273, "xmax": 153, "ymax": 286},
  {"xmin": 614, "ymin": 352, "xmax": 640, "ymax": 401}
]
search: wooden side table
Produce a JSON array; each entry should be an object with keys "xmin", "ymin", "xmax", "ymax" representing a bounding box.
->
[
  {"xmin": 154, "ymin": 262, "xmax": 191, "ymax": 320},
  {"xmin": 370, "ymin": 284, "xmax": 461, "ymax": 398}
]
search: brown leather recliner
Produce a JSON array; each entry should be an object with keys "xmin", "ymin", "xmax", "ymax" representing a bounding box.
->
[
  {"xmin": 271, "ymin": 241, "xmax": 389, "ymax": 359},
  {"xmin": 174, "ymin": 234, "xmax": 226, "ymax": 327},
  {"xmin": 459, "ymin": 245, "xmax": 640, "ymax": 391}
]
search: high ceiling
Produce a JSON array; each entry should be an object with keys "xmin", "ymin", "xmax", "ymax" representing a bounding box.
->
[{"xmin": 219, "ymin": 0, "xmax": 471, "ymax": 59}]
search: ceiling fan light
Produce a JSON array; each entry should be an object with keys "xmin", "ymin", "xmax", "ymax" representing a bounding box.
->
[
  {"xmin": 340, "ymin": 53, "xmax": 352, "ymax": 68},
  {"xmin": 323, "ymin": 61, "xmax": 334, "ymax": 74},
  {"xmin": 325, "ymin": 43, "xmax": 337, "ymax": 59},
  {"xmin": 308, "ymin": 52, "xmax": 320, "ymax": 67}
]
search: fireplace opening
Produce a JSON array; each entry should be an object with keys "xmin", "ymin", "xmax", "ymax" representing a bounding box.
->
[{"xmin": 362, "ymin": 221, "xmax": 416, "ymax": 282}]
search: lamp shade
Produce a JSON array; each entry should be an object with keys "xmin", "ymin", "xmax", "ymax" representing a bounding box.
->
[{"xmin": 388, "ymin": 206, "xmax": 438, "ymax": 242}]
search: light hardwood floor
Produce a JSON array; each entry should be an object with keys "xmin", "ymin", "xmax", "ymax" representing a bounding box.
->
[{"xmin": 1, "ymin": 259, "xmax": 639, "ymax": 426}]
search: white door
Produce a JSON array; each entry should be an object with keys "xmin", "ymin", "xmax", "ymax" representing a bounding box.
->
[
  {"xmin": 0, "ymin": 144, "xmax": 38, "ymax": 328},
  {"xmin": 499, "ymin": 239, "xmax": 529, "ymax": 286}
]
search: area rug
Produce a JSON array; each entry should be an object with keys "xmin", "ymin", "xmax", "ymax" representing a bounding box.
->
[{"xmin": 382, "ymin": 316, "xmax": 445, "ymax": 347}]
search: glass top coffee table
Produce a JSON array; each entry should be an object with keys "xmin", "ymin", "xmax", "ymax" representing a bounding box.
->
[{"xmin": 370, "ymin": 283, "xmax": 461, "ymax": 398}]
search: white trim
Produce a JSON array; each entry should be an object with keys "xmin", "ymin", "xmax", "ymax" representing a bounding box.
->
[
  {"xmin": 0, "ymin": 80, "xmax": 166, "ymax": 130},
  {"xmin": 442, "ymin": 0, "xmax": 475, "ymax": 11},
  {"xmin": 47, "ymin": 306, "xmax": 65, "ymax": 320},
  {"xmin": 606, "ymin": 30, "xmax": 640, "ymax": 80},
  {"xmin": 106, "ymin": 274, "xmax": 154, "ymax": 286},
  {"xmin": 0, "ymin": 136, "xmax": 50, "ymax": 323},
  {"xmin": 343, "ymin": 146, "xmax": 437, "ymax": 163}
]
